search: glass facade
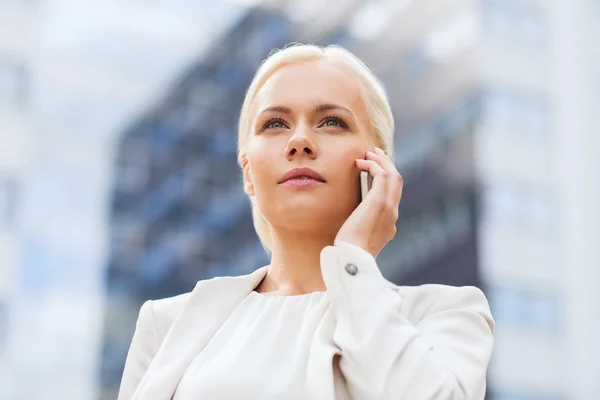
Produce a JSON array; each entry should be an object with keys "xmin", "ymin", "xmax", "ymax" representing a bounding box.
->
[
  {"xmin": 484, "ymin": 89, "xmax": 551, "ymax": 136},
  {"xmin": 0, "ymin": 301, "xmax": 5, "ymax": 349},
  {"xmin": 482, "ymin": 0, "xmax": 547, "ymax": 48},
  {"xmin": 493, "ymin": 392, "xmax": 562, "ymax": 400},
  {"xmin": 100, "ymin": 8, "xmax": 293, "ymax": 397},
  {"xmin": 488, "ymin": 285, "xmax": 559, "ymax": 334},
  {"xmin": 483, "ymin": 181, "xmax": 557, "ymax": 233},
  {"xmin": 0, "ymin": 180, "xmax": 16, "ymax": 226},
  {"xmin": 0, "ymin": 57, "xmax": 27, "ymax": 111}
]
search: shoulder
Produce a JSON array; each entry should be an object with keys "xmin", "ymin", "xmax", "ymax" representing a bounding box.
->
[
  {"xmin": 395, "ymin": 284, "xmax": 495, "ymax": 333},
  {"xmin": 145, "ymin": 292, "xmax": 192, "ymax": 342}
]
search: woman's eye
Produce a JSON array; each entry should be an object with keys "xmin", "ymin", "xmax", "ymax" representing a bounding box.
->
[
  {"xmin": 263, "ymin": 118, "xmax": 286, "ymax": 130},
  {"xmin": 269, "ymin": 121, "xmax": 284, "ymax": 129},
  {"xmin": 322, "ymin": 117, "xmax": 347, "ymax": 128}
]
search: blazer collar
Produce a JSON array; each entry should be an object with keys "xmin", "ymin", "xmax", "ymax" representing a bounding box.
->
[{"xmin": 133, "ymin": 266, "xmax": 269, "ymax": 400}]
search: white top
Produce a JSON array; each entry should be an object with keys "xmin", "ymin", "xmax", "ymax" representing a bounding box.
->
[
  {"xmin": 119, "ymin": 241, "xmax": 495, "ymax": 400},
  {"xmin": 173, "ymin": 291, "xmax": 330, "ymax": 399}
]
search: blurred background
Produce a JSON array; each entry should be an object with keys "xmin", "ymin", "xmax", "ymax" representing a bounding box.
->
[{"xmin": 1, "ymin": 0, "xmax": 599, "ymax": 399}]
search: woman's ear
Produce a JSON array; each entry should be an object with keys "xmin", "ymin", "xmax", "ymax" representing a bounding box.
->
[{"xmin": 241, "ymin": 155, "xmax": 255, "ymax": 197}]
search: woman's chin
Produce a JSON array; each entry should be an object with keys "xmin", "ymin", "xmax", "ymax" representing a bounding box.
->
[
  {"xmin": 268, "ymin": 204, "xmax": 349, "ymax": 231},
  {"xmin": 278, "ymin": 217, "xmax": 340, "ymax": 234}
]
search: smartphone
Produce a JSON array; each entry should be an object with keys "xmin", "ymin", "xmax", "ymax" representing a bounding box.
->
[{"xmin": 360, "ymin": 170, "xmax": 373, "ymax": 202}]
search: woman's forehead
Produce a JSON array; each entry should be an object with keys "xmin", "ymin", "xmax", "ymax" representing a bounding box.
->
[{"xmin": 253, "ymin": 60, "xmax": 364, "ymax": 113}]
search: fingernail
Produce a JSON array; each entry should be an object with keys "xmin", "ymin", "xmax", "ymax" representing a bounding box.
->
[{"xmin": 375, "ymin": 147, "xmax": 384, "ymax": 155}]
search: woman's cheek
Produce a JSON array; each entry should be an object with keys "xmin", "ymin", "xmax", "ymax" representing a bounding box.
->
[{"xmin": 248, "ymin": 155, "xmax": 276, "ymax": 193}]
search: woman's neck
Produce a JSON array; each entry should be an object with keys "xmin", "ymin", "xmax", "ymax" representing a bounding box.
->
[{"xmin": 255, "ymin": 229, "xmax": 334, "ymax": 296}]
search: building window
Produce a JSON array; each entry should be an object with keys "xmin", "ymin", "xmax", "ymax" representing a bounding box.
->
[
  {"xmin": 488, "ymin": 285, "xmax": 559, "ymax": 334},
  {"xmin": 322, "ymin": 29, "xmax": 353, "ymax": 47},
  {"xmin": 484, "ymin": 89, "xmax": 550, "ymax": 136},
  {"xmin": 0, "ymin": 301, "xmax": 6, "ymax": 353},
  {"xmin": 493, "ymin": 391, "xmax": 562, "ymax": 400},
  {"xmin": 482, "ymin": 0, "xmax": 546, "ymax": 48},
  {"xmin": 402, "ymin": 48, "xmax": 431, "ymax": 78},
  {"xmin": 391, "ymin": 193, "xmax": 474, "ymax": 277},
  {"xmin": 0, "ymin": 180, "xmax": 17, "ymax": 226},
  {"xmin": 141, "ymin": 237, "xmax": 177, "ymax": 285},
  {"xmin": 395, "ymin": 93, "xmax": 480, "ymax": 178},
  {"xmin": 482, "ymin": 182, "xmax": 557, "ymax": 232},
  {"xmin": 0, "ymin": 58, "xmax": 28, "ymax": 110}
]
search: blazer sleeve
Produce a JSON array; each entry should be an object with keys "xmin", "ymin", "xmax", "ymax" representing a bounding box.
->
[
  {"xmin": 117, "ymin": 300, "xmax": 161, "ymax": 400},
  {"xmin": 320, "ymin": 241, "xmax": 495, "ymax": 400}
]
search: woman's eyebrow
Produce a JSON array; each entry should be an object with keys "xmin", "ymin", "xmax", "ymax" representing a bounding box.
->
[
  {"xmin": 258, "ymin": 103, "xmax": 353, "ymax": 116},
  {"xmin": 258, "ymin": 105, "xmax": 292, "ymax": 116},
  {"xmin": 314, "ymin": 103, "xmax": 353, "ymax": 115}
]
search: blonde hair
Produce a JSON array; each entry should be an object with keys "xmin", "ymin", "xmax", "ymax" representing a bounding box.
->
[{"xmin": 237, "ymin": 43, "xmax": 395, "ymax": 254}]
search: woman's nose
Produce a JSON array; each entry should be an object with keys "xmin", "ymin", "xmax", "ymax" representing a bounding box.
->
[
  {"xmin": 285, "ymin": 125, "xmax": 318, "ymax": 160},
  {"xmin": 287, "ymin": 145, "xmax": 314, "ymax": 158}
]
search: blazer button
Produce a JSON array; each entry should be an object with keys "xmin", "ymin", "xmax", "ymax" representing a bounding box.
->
[{"xmin": 345, "ymin": 263, "xmax": 358, "ymax": 275}]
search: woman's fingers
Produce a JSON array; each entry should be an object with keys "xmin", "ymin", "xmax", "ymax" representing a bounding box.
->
[
  {"xmin": 355, "ymin": 158, "xmax": 388, "ymax": 205},
  {"xmin": 337, "ymin": 151, "xmax": 402, "ymax": 256},
  {"xmin": 365, "ymin": 149, "xmax": 403, "ymax": 206}
]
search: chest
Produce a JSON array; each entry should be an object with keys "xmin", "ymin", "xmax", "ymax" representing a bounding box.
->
[{"xmin": 172, "ymin": 293, "xmax": 345, "ymax": 400}]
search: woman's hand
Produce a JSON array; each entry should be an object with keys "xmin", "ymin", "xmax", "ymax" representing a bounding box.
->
[{"xmin": 335, "ymin": 147, "xmax": 403, "ymax": 258}]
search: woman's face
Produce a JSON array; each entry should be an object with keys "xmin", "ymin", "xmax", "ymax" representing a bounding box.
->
[{"xmin": 243, "ymin": 59, "xmax": 376, "ymax": 236}]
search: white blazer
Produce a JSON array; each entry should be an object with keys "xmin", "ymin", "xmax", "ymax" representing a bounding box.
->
[{"xmin": 118, "ymin": 241, "xmax": 495, "ymax": 400}]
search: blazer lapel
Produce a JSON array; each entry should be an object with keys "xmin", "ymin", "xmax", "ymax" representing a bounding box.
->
[{"xmin": 133, "ymin": 266, "xmax": 269, "ymax": 400}]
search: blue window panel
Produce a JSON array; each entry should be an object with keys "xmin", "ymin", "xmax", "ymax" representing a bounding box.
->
[
  {"xmin": 148, "ymin": 124, "xmax": 177, "ymax": 169},
  {"xmin": 403, "ymin": 48, "xmax": 430, "ymax": 78},
  {"xmin": 482, "ymin": 182, "xmax": 556, "ymax": 232},
  {"xmin": 163, "ymin": 103, "xmax": 190, "ymax": 139},
  {"xmin": 0, "ymin": 302, "xmax": 6, "ymax": 350},
  {"xmin": 489, "ymin": 286, "xmax": 528, "ymax": 328},
  {"xmin": 140, "ymin": 190, "xmax": 160, "ymax": 221},
  {"xmin": 185, "ymin": 186, "xmax": 248, "ymax": 234},
  {"xmin": 139, "ymin": 170, "xmax": 193, "ymax": 222},
  {"xmin": 236, "ymin": 15, "xmax": 292, "ymax": 68},
  {"xmin": 493, "ymin": 392, "xmax": 560, "ymax": 400},
  {"xmin": 141, "ymin": 242, "xmax": 176, "ymax": 285},
  {"xmin": 209, "ymin": 263, "xmax": 231, "ymax": 278},
  {"xmin": 204, "ymin": 190, "xmax": 248, "ymax": 231},
  {"xmin": 213, "ymin": 62, "xmax": 239, "ymax": 88},
  {"xmin": 394, "ymin": 92, "xmax": 480, "ymax": 175},
  {"xmin": 484, "ymin": 89, "xmax": 550, "ymax": 135},
  {"xmin": 488, "ymin": 285, "xmax": 560, "ymax": 334},
  {"xmin": 527, "ymin": 292, "xmax": 559, "ymax": 333},
  {"xmin": 0, "ymin": 179, "xmax": 17, "ymax": 225},
  {"xmin": 323, "ymin": 30, "xmax": 353, "ymax": 47},
  {"xmin": 0, "ymin": 59, "xmax": 28, "ymax": 110},
  {"xmin": 140, "ymin": 188, "xmax": 172, "ymax": 222},
  {"xmin": 257, "ymin": 15, "xmax": 292, "ymax": 48},
  {"xmin": 163, "ymin": 170, "xmax": 190, "ymax": 203},
  {"xmin": 208, "ymin": 129, "xmax": 236, "ymax": 156}
]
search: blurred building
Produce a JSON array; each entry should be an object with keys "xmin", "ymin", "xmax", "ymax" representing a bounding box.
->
[
  {"xmin": 369, "ymin": 0, "xmax": 599, "ymax": 399},
  {"xmin": 101, "ymin": 0, "xmax": 600, "ymax": 399},
  {"xmin": 0, "ymin": 0, "xmax": 34, "ymax": 395},
  {"xmin": 100, "ymin": 7, "xmax": 289, "ymax": 399}
]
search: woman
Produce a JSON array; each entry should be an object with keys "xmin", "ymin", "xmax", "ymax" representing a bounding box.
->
[{"xmin": 118, "ymin": 44, "xmax": 495, "ymax": 400}]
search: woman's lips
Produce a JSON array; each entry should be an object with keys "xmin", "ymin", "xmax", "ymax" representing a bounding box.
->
[
  {"xmin": 280, "ymin": 177, "xmax": 324, "ymax": 187},
  {"xmin": 279, "ymin": 167, "xmax": 326, "ymax": 184}
]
